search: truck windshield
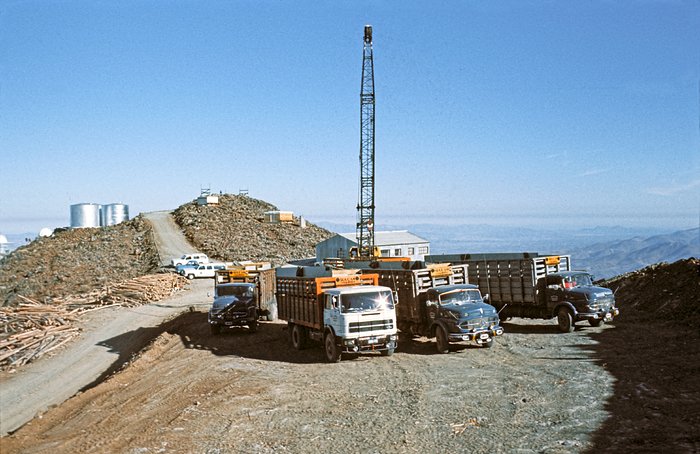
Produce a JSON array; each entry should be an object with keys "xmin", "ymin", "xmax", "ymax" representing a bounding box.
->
[
  {"xmin": 217, "ymin": 285, "xmax": 254, "ymax": 298},
  {"xmin": 439, "ymin": 289, "xmax": 483, "ymax": 306},
  {"xmin": 341, "ymin": 290, "xmax": 394, "ymax": 313},
  {"xmin": 564, "ymin": 274, "xmax": 593, "ymax": 287}
]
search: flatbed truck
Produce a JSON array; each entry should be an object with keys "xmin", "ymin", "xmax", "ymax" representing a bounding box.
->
[{"xmin": 426, "ymin": 253, "xmax": 619, "ymax": 332}]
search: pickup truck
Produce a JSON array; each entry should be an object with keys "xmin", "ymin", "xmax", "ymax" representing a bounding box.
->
[
  {"xmin": 182, "ymin": 263, "xmax": 226, "ymax": 279},
  {"xmin": 171, "ymin": 253, "xmax": 209, "ymax": 267}
]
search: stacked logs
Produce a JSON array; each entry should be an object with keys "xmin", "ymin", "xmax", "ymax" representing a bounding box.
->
[{"xmin": 0, "ymin": 273, "xmax": 189, "ymax": 369}]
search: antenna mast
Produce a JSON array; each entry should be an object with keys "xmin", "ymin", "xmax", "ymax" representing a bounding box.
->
[{"xmin": 357, "ymin": 24, "xmax": 376, "ymax": 259}]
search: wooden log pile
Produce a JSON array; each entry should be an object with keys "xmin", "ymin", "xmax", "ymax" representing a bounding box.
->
[{"xmin": 0, "ymin": 273, "xmax": 189, "ymax": 370}]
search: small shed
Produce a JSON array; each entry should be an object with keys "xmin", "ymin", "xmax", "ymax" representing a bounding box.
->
[
  {"xmin": 264, "ymin": 211, "xmax": 294, "ymax": 224},
  {"xmin": 197, "ymin": 195, "xmax": 219, "ymax": 206}
]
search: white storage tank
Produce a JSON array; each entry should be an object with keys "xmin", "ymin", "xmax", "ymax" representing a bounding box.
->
[
  {"xmin": 102, "ymin": 203, "xmax": 129, "ymax": 226},
  {"xmin": 70, "ymin": 203, "xmax": 101, "ymax": 228}
]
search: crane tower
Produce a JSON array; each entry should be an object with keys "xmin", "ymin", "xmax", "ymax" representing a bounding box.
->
[{"xmin": 356, "ymin": 24, "xmax": 376, "ymax": 259}]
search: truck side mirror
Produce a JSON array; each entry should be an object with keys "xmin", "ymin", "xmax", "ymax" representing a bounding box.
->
[
  {"xmin": 483, "ymin": 293, "xmax": 489, "ymax": 303},
  {"xmin": 393, "ymin": 291, "xmax": 399, "ymax": 305}
]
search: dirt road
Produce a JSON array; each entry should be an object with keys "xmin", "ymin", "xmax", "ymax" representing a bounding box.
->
[
  {"xmin": 1, "ymin": 315, "xmax": 626, "ymax": 453},
  {"xmin": 145, "ymin": 211, "xmax": 199, "ymax": 266},
  {"xmin": 0, "ymin": 211, "xmax": 210, "ymax": 436}
]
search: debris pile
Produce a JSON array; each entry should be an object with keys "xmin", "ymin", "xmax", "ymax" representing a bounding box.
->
[
  {"xmin": 0, "ymin": 273, "xmax": 188, "ymax": 369},
  {"xmin": 0, "ymin": 216, "xmax": 159, "ymax": 306},
  {"xmin": 601, "ymin": 257, "xmax": 699, "ymax": 327},
  {"xmin": 173, "ymin": 194, "xmax": 333, "ymax": 265}
]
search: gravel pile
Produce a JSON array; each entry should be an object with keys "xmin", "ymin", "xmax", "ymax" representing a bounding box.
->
[
  {"xmin": 601, "ymin": 257, "xmax": 699, "ymax": 326},
  {"xmin": 172, "ymin": 194, "xmax": 333, "ymax": 265},
  {"xmin": 0, "ymin": 216, "xmax": 159, "ymax": 306}
]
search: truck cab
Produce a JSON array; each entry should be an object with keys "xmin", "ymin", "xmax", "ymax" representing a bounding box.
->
[
  {"xmin": 208, "ymin": 282, "xmax": 258, "ymax": 334},
  {"xmin": 539, "ymin": 271, "xmax": 619, "ymax": 332},
  {"xmin": 321, "ymin": 284, "xmax": 398, "ymax": 360},
  {"xmin": 424, "ymin": 284, "xmax": 503, "ymax": 352}
]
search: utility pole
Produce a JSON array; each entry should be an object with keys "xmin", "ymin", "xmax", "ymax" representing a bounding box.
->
[{"xmin": 356, "ymin": 24, "xmax": 376, "ymax": 259}]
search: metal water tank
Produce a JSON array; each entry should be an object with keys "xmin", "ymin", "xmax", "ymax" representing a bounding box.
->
[
  {"xmin": 70, "ymin": 203, "xmax": 102, "ymax": 228},
  {"xmin": 102, "ymin": 203, "xmax": 129, "ymax": 226}
]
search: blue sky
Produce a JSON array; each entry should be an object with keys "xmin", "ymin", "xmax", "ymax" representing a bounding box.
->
[{"xmin": 1, "ymin": 0, "xmax": 698, "ymax": 234}]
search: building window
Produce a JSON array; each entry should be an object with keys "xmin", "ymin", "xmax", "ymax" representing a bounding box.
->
[
  {"xmin": 407, "ymin": 247, "xmax": 415, "ymax": 255},
  {"xmin": 418, "ymin": 246, "xmax": 429, "ymax": 254},
  {"xmin": 394, "ymin": 248, "xmax": 402, "ymax": 256}
]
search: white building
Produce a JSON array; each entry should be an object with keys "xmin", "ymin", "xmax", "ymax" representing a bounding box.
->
[{"xmin": 316, "ymin": 230, "xmax": 430, "ymax": 262}]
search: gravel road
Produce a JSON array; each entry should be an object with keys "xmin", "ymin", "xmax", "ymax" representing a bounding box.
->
[
  {"xmin": 0, "ymin": 211, "xmax": 209, "ymax": 436},
  {"xmin": 1, "ymin": 314, "xmax": 619, "ymax": 453},
  {"xmin": 145, "ymin": 211, "xmax": 199, "ymax": 266}
]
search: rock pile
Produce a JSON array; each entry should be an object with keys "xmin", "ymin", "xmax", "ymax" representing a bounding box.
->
[
  {"xmin": 173, "ymin": 194, "xmax": 333, "ymax": 265},
  {"xmin": 0, "ymin": 216, "xmax": 159, "ymax": 306},
  {"xmin": 601, "ymin": 257, "xmax": 699, "ymax": 326}
]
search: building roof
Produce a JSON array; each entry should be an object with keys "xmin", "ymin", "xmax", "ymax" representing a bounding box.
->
[{"xmin": 336, "ymin": 230, "xmax": 428, "ymax": 247}]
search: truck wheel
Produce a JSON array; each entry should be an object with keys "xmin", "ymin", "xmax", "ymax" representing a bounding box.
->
[
  {"xmin": 290, "ymin": 324, "xmax": 306, "ymax": 350},
  {"xmin": 187, "ymin": 273, "xmax": 195, "ymax": 280},
  {"xmin": 249, "ymin": 320, "xmax": 258, "ymax": 333},
  {"xmin": 210, "ymin": 325, "xmax": 220, "ymax": 335},
  {"xmin": 267, "ymin": 299, "xmax": 278, "ymax": 321},
  {"xmin": 589, "ymin": 319, "xmax": 603, "ymax": 327},
  {"xmin": 481, "ymin": 337, "xmax": 495, "ymax": 348},
  {"xmin": 381, "ymin": 347, "xmax": 395, "ymax": 357},
  {"xmin": 557, "ymin": 307, "xmax": 575, "ymax": 333},
  {"xmin": 435, "ymin": 327, "xmax": 449, "ymax": 354},
  {"xmin": 324, "ymin": 332, "xmax": 341, "ymax": 363}
]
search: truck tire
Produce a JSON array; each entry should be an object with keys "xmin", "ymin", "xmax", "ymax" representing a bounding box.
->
[
  {"xmin": 481, "ymin": 337, "xmax": 495, "ymax": 348},
  {"xmin": 324, "ymin": 332, "xmax": 341, "ymax": 363},
  {"xmin": 557, "ymin": 307, "xmax": 575, "ymax": 333},
  {"xmin": 210, "ymin": 325, "xmax": 220, "ymax": 335},
  {"xmin": 290, "ymin": 324, "xmax": 306, "ymax": 350},
  {"xmin": 589, "ymin": 319, "xmax": 603, "ymax": 327},
  {"xmin": 381, "ymin": 347, "xmax": 395, "ymax": 357},
  {"xmin": 435, "ymin": 326, "xmax": 449, "ymax": 354},
  {"xmin": 267, "ymin": 298, "xmax": 278, "ymax": 321},
  {"xmin": 187, "ymin": 273, "xmax": 195, "ymax": 280}
]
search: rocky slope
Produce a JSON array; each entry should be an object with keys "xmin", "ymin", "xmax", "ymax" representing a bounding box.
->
[
  {"xmin": 172, "ymin": 194, "xmax": 333, "ymax": 265},
  {"xmin": 0, "ymin": 216, "xmax": 159, "ymax": 306},
  {"xmin": 600, "ymin": 257, "xmax": 699, "ymax": 327}
]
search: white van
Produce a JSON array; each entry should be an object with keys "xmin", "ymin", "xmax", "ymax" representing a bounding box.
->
[
  {"xmin": 183, "ymin": 263, "xmax": 226, "ymax": 279},
  {"xmin": 171, "ymin": 254, "xmax": 210, "ymax": 266}
]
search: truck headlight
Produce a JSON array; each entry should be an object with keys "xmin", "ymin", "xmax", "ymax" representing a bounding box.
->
[{"xmin": 344, "ymin": 339, "xmax": 356, "ymax": 347}]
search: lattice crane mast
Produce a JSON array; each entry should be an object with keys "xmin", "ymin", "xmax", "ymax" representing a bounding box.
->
[{"xmin": 356, "ymin": 24, "xmax": 376, "ymax": 259}]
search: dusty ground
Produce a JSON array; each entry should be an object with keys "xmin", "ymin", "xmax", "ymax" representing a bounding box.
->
[{"xmin": 2, "ymin": 311, "xmax": 697, "ymax": 453}]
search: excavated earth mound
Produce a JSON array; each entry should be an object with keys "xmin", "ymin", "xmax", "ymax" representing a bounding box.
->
[
  {"xmin": 172, "ymin": 194, "xmax": 333, "ymax": 265},
  {"xmin": 601, "ymin": 257, "xmax": 699, "ymax": 327},
  {"xmin": 0, "ymin": 216, "xmax": 159, "ymax": 306}
]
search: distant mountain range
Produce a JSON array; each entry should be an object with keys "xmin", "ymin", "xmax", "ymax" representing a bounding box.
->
[{"xmin": 570, "ymin": 228, "xmax": 699, "ymax": 279}]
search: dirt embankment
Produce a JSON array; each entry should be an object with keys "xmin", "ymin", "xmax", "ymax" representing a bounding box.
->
[
  {"xmin": 173, "ymin": 194, "xmax": 333, "ymax": 265},
  {"xmin": 1, "ymin": 259, "xmax": 698, "ymax": 453},
  {"xmin": 0, "ymin": 216, "xmax": 159, "ymax": 306}
]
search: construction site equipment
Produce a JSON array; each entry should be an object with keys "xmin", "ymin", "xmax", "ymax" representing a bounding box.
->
[
  {"xmin": 276, "ymin": 268, "xmax": 398, "ymax": 362},
  {"xmin": 356, "ymin": 24, "xmax": 376, "ymax": 259},
  {"xmin": 426, "ymin": 253, "xmax": 619, "ymax": 332}
]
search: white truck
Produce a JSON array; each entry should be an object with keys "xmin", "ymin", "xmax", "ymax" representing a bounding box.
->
[
  {"xmin": 276, "ymin": 267, "xmax": 398, "ymax": 362},
  {"xmin": 182, "ymin": 263, "xmax": 227, "ymax": 279},
  {"xmin": 171, "ymin": 253, "xmax": 210, "ymax": 267}
]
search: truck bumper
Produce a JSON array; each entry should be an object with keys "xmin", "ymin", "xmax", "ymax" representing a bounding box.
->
[
  {"xmin": 209, "ymin": 316, "xmax": 255, "ymax": 328},
  {"xmin": 448, "ymin": 326, "xmax": 504, "ymax": 345},
  {"xmin": 575, "ymin": 307, "xmax": 619, "ymax": 323},
  {"xmin": 341, "ymin": 334, "xmax": 398, "ymax": 353}
]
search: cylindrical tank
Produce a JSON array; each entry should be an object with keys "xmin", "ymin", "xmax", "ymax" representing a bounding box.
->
[
  {"xmin": 70, "ymin": 203, "xmax": 102, "ymax": 228},
  {"xmin": 102, "ymin": 203, "xmax": 129, "ymax": 226}
]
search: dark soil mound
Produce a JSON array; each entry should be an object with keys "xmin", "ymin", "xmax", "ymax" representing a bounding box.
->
[
  {"xmin": 172, "ymin": 194, "xmax": 333, "ymax": 265},
  {"xmin": 0, "ymin": 216, "xmax": 159, "ymax": 306},
  {"xmin": 600, "ymin": 257, "xmax": 699, "ymax": 327}
]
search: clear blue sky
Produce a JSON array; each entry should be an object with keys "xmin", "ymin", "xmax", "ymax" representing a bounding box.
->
[{"xmin": 1, "ymin": 1, "xmax": 698, "ymax": 234}]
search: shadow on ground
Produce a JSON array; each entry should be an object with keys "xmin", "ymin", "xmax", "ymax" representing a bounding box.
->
[{"xmin": 582, "ymin": 319, "xmax": 700, "ymax": 452}]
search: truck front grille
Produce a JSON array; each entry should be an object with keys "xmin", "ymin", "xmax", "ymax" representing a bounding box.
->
[
  {"xmin": 349, "ymin": 319, "xmax": 394, "ymax": 333},
  {"xmin": 460, "ymin": 316, "xmax": 498, "ymax": 330}
]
